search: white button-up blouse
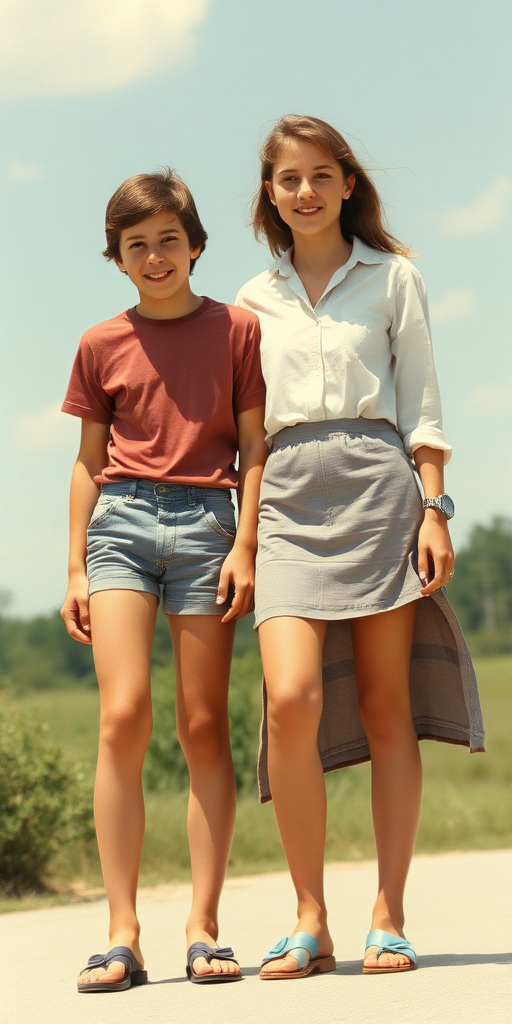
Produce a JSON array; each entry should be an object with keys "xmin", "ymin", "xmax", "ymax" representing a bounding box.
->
[{"xmin": 236, "ymin": 237, "xmax": 452, "ymax": 461}]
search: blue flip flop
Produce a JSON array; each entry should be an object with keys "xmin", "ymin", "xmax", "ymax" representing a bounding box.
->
[
  {"xmin": 77, "ymin": 945, "xmax": 148, "ymax": 992},
  {"xmin": 260, "ymin": 932, "xmax": 336, "ymax": 980},
  {"xmin": 186, "ymin": 943, "xmax": 242, "ymax": 983},
  {"xmin": 363, "ymin": 930, "xmax": 417, "ymax": 974}
]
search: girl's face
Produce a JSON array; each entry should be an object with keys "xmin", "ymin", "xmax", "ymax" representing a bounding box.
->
[{"xmin": 266, "ymin": 138, "xmax": 354, "ymax": 241}]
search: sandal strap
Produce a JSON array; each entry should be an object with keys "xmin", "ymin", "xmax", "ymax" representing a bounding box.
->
[
  {"xmin": 187, "ymin": 943, "xmax": 238, "ymax": 968},
  {"xmin": 261, "ymin": 932, "xmax": 319, "ymax": 970},
  {"xmin": 82, "ymin": 953, "xmax": 108, "ymax": 972},
  {"xmin": 365, "ymin": 930, "xmax": 417, "ymax": 964},
  {"xmin": 81, "ymin": 945, "xmax": 143, "ymax": 978}
]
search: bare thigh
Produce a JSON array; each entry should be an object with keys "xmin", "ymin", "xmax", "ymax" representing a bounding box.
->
[
  {"xmin": 167, "ymin": 616, "xmax": 236, "ymax": 747},
  {"xmin": 258, "ymin": 616, "xmax": 327, "ymax": 709},
  {"xmin": 351, "ymin": 602, "xmax": 418, "ymax": 727},
  {"xmin": 90, "ymin": 589, "xmax": 158, "ymax": 729}
]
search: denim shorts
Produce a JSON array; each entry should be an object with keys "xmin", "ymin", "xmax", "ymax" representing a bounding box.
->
[{"xmin": 86, "ymin": 479, "xmax": 236, "ymax": 615}]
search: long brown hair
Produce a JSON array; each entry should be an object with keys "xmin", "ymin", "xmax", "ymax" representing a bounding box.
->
[{"xmin": 252, "ymin": 114, "xmax": 410, "ymax": 259}]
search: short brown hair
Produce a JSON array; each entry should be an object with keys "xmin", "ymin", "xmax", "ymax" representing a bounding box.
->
[
  {"xmin": 103, "ymin": 168, "xmax": 207, "ymax": 273},
  {"xmin": 252, "ymin": 114, "xmax": 410, "ymax": 259}
]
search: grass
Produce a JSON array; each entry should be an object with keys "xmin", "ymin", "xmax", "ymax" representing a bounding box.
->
[{"xmin": 0, "ymin": 655, "xmax": 510, "ymax": 911}]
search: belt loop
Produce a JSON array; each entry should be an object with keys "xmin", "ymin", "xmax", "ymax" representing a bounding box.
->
[
  {"xmin": 188, "ymin": 486, "xmax": 196, "ymax": 506},
  {"xmin": 124, "ymin": 479, "xmax": 137, "ymax": 500}
]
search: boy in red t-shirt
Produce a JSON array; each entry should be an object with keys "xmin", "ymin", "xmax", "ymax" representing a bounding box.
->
[{"xmin": 61, "ymin": 170, "xmax": 267, "ymax": 990}]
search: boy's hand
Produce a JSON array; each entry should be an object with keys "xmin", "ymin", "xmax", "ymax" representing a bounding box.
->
[
  {"xmin": 216, "ymin": 543, "xmax": 255, "ymax": 622},
  {"xmin": 60, "ymin": 573, "xmax": 92, "ymax": 644}
]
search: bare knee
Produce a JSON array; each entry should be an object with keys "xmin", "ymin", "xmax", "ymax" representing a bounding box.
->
[
  {"xmin": 100, "ymin": 698, "xmax": 153, "ymax": 755},
  {"xmin": 267, "ymin": 681, "xmax": 322, "ymax": 743},
  {"xmin": 357, "ymin": 686, "xmax": 413, "ymax": 745},
  {"xmin": 177, "ymin": 710, "xmax": 230, "ymax": 768}
]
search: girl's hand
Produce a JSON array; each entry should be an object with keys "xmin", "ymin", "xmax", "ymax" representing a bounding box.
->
[
  {"xmin": 418, "ymin": 509, "xmax": 455, "ymax": 596},
  {"xmin": 60, "ymin": 573, "xmax": 92, "ymax": 644},
  {"xmin": 216, "ymin": 542, "xmax": 255, "ymax": 622}
]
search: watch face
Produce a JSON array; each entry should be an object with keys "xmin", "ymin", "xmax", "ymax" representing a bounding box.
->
[{"xmin": 440, "ymin": 494, "xmax": 455, "ymax": 518}]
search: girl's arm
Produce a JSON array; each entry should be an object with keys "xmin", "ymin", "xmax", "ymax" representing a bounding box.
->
[
  {"xmin": 216, "ymin": 405, "xmax": 268, "ymax": 622},
  {"xmin": 413, "ymin": 445, "xmax": 455, "ymax": 597},
  {"xmin": 60, "ymin": 419, "xmax": 110, "ymax": 643}
]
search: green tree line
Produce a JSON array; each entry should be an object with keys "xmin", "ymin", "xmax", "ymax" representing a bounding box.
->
[{"xmin": 0, "ymin": 517, "xmax": 510, "ymax": 696}]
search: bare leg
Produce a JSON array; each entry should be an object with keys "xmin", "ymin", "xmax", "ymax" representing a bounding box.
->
[
  {"xmin": 351, "ymin": 601, "xmax": 421, "ymax": 970},
  {"xmin": 257, "ymin": 616, "xmax": 333, "ymax": 975},
  {"xmin": 168, "ymin": 615, "xmax": 240, "ymax": 977},
  {"xmin": 78, "ymin": 589, "xmax": 157, "ymax": 986}
]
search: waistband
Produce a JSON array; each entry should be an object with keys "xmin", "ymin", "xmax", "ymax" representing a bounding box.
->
[
  {"xmin": 100, "ymin": 479, "xmax": 230, "ymax": 504},
  {"xmin": 270, "ymin": 418, "xmax": 400, "ymax": 451}
]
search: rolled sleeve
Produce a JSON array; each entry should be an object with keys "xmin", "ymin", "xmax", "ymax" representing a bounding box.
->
[{"xmin": 391, "ymin": 266, "xmax": 452, "ymax": 463}]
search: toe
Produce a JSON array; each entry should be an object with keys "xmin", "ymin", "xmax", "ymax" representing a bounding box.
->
[
  {"xmin": 80, "ymin": 962, "xmax": 127, "ymax": 985},
  {"xmin": 191, "ymin": 956, "xmax": 213, "ymax": 976},
  {"xmin": 364, "ymin": 947, "xmax": 412, "ymax": 970},
  {"xmin": 79, "ymin": 968, "xmax": 107, "ymax": 984},
  {"xmin": 262, "ymin": 953, "xmax": 299, "ymax": 975},
  {"xmin": 103, "ymin": 960, "xmax": 129, "ymax": 982}
]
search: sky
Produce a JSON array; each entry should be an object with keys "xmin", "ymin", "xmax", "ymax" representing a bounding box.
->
[{"xmin": 1, "ymin": 0, "xmax": 511, "ymax": 618}]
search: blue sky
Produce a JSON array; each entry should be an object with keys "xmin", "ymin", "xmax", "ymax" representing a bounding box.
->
[{"xmin": 1, "ymin": 0, "xmax": 511, "ymax": 617}]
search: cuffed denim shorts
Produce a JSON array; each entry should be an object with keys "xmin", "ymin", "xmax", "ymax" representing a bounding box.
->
[{"xmin": 86, "ymin": 479, "xmax": 236, "ymax": 615}]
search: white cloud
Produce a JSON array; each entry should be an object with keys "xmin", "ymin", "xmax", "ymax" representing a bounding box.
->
[
  {"xmin": 463, "ymin": 382, "xmax": 512, "ymax": 414},
  {"xmin": 13, "ymin": 403, "xmax": 79, "ymax": 451},
  {"xmin": 429, "ymin": 289, "xmax": 474, "ymax": 323},
  {"xmin": 438, "ymin": 177, "xmax": 512, "ymax": 236},
  {"xmin": 0, "ymin": 0, "xmax": 210, "ymax": 100},
  {"xmin": 6, "ymin": 160, "xmax": 43, "ymax": 181}
]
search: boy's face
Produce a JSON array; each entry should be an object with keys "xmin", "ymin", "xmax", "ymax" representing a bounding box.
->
[{"xmin": 116, "ymin": 210, "xmax": 201, "ymax": 315}]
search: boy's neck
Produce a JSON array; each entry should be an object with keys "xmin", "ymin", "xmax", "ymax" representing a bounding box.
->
[{"xmin": 135, "ymin": 283, "xmax": 204, "ymax": 320}]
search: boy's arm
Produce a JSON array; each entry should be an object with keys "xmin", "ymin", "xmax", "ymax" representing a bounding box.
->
[
  {"xmin": 216, "ymin": 405, "xmax": 267, "ymax": 622},
  {"xmin": 60, "ymin": 419, "xmax": 110, "ymax": 644}
]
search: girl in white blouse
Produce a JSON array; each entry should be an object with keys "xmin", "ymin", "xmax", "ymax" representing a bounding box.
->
[{"xmin": 237, "ymin": 115, "xmax": 481, "ymax": 979}]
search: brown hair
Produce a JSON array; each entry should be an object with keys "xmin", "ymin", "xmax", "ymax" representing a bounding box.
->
[
  {"xmin": 103, "ymin": 168, "xmax": 207, "ymax": 273},
  {"xmin": 252, "ymin": 114, "xmax": 410, "ymax": 259}
]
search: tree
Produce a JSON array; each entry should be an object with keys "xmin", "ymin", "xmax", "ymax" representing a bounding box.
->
[{"xmin": 449, "ymin": 517, "xmax": 512, "ymax": 649}]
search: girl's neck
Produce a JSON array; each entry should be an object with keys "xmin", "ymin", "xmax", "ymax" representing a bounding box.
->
[{"xmin": 291, "ymin": 225, "xmax": 353, "ymax": 278}]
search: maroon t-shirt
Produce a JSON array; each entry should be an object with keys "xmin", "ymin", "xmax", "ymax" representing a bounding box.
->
[{"xmin": 62, "ymin": 298, "xmax": 265, "ymax": 488}]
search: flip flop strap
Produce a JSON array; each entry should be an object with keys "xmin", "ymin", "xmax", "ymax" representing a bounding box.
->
[
  {"xmin": 187, "ymin": 943, "xmax": 238, "ymax": 967},
  {"xmin": 82, "ymin": 945, "xmax": 141, "ymax": 977},
  {"xmin": 261, "ymin": 932, "xmax": 319, "ymax": 970},
  {"xmin": 83, "ymin": 953, "xmax": 109, "ymax": 972},
  {"xmin": 365, "ymin": 930, "xmax": 416, "ymax": 964}
]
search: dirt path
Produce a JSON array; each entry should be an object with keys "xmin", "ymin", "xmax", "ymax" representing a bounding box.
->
[{"xmin": 1, "ymin": 849, "xmax": 510, "ymax": 1024}]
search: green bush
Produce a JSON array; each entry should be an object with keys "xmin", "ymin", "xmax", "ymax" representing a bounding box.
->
[{"xmin": 0, "ymin": 712, "xmax": 94, "ymax": 892}]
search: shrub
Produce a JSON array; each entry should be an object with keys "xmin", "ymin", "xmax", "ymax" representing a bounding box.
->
[{"xmin": 0, "ymin": 712, "xmax": 94, "ymax": 892}]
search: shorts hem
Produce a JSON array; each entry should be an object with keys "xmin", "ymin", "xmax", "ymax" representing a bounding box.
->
[
  {"xmin": 163, "ymin": 603, "xmax": 227, "ymax": 617},
  {"xmin": 88, "ymin": 577, "xmax": 160, "ymax": 598}
]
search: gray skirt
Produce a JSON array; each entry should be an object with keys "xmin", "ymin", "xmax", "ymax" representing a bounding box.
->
[{"xmin": 255, "ymin": 418, "xmax": 484, "ymax": 802}]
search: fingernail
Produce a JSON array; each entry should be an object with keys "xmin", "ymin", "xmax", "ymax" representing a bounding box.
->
[{"xmin": 216, "ymin": 595, "xmax": 224, "ymax": 604}]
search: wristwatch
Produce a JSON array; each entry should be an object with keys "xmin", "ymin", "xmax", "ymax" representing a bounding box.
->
[{"xmin": 422, "ymin": 494, "xmax": 455, "ymax": 519}]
